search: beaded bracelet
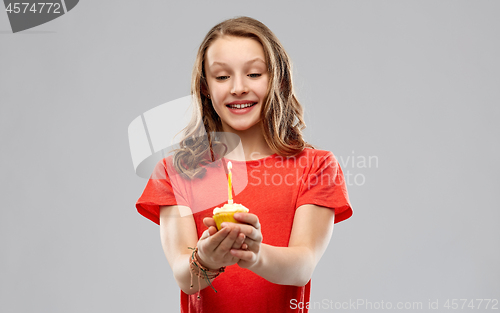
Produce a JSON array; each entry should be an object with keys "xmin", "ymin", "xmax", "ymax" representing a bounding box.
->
[{"xmin": 188, "ymin": 247, "xmax": 226, "ymax": 299}]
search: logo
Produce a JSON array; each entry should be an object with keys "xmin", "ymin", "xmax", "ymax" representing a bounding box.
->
[{"xmin": 3, "ymin": 0, "xmax": 79, "ymax": 33}]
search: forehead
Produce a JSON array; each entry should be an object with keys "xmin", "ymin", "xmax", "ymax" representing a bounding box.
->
[{"xmin": 205, "ymin": 36, "xmax": 266, "ymax": 68}]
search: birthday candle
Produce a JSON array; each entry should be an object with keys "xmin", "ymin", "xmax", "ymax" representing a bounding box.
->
[{"xmin": 228, "ymin": 161, "xmax": 233, "ymax": 204}]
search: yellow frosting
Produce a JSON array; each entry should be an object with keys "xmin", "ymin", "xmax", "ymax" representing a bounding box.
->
[{"xmin": 213, "ymin": 203, "xmax": 249, "ymax": 215}]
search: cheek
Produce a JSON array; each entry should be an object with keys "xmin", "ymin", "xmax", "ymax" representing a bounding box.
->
[
  {"xmin": 211, "ymin": 100, "xmax": 223, "ymax": 114},
  {"xmin": 257, "ymin": 77, "xmax": 270, "ymax": 98},
  {"xmin": 212, "ymin": 95, "xmax": 225, "ymax": 111},
  {"xmin": 211, "ymin": 97, "xmax": 227, "ymax": 118},
  {"xmin": 257, "ymin": 86, "xmax": 269, "ymax": 100},
  {"xmin": 210, "ymin": 86, "xmax": 227, "ymax": 102}
]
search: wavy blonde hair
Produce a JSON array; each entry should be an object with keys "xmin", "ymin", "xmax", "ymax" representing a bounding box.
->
[{"xmin": 174, "ymin": 16, "xmax": 313, "ymax": 178}]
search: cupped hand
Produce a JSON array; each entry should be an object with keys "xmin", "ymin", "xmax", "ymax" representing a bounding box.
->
[
  {"xmin": 224, "ymin": 213, "xmax": 263, "ymax": 269},
  {"xmin": 203, "ymin": 217, "xmax": 248, "ymax": 249},
  {"xmin": 194, "ymin": 217, "xmax": 246, "ymax": 270}
]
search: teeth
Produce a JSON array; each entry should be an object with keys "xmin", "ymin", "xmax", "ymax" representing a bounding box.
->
[{"xmin": 228, "ymin": 103, "xmax": 255, "ymax": 109}]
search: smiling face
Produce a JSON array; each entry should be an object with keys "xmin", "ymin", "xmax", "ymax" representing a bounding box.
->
[{"xmin": 204, "ymin": 36, "xmax": 269, "ymax": 133}]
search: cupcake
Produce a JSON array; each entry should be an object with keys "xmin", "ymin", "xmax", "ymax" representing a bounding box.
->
[{"xmin": 213, "ymin": 201, "xmax": 249, "ymax": 230}]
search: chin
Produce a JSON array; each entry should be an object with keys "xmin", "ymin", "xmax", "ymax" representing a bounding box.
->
[
  {"xmin": 230, "ymin": 121, "xmax": 260, "ymax": 132},
  {"xmin": 229, "ymin": 125, "xmax": 252, "ymax": 132}
]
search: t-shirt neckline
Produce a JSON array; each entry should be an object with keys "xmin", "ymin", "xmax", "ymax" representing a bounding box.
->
[{"xmin": 223, "ymin": 153, "xmax": 278, "ymax": 164}]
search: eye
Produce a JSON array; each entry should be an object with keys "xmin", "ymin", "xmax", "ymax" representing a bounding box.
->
[
  {"xmin": 248, "ymin": 73, "xmax": 261, "ymax": 78},
  {"xmin": 216, "ymin": 76, "xmax": 229, "ymax": 81}
]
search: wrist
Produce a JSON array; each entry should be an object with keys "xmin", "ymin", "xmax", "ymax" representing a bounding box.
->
[
  {"xmin": 189, "ymin": 247, "xmax": 226, "ymax": 273},
  {"xmin": 195, "ymin": 249, "xmax": 220, "ymax": 271},
  {"xmin": 188, "ymin": 246, "xmax": 226, "ymax": 298}
]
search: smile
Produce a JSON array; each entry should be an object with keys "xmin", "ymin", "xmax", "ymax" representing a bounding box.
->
[{"xmin": 226, "ymin": 102, "xmax": 257, "ymax": 109}]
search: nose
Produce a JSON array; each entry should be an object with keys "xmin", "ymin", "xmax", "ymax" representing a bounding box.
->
[{"xmin": 230, "ymin": 74, "xmax": 249, "ymax": 96}]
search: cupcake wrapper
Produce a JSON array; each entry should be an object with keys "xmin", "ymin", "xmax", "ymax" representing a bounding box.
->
[{"xmin": 213, "ymin": 213, "xmax": 238, "ymax": 230}]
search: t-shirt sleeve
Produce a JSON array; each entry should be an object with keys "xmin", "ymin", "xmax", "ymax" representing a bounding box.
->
[
  {"xmin": 136, "ymin": 158, "xmax": 189, "ymax": 225},
  {"xmin": 296, "ymin": 151, "xmax": 353, "ymax": 223}
]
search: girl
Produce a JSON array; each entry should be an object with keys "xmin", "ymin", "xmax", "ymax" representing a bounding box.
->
[{"xmin": 136, "ymin": 16, "xmax": 352, "ymax": 313}]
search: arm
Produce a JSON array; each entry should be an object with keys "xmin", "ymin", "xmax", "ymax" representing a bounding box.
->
[
  {"xmin": 159, "ymin": 205, "xmax": 245, "ymax": 294},
  {"xmin": 229, "ymin": 204, "xmax": 335, "ymax": 286}
]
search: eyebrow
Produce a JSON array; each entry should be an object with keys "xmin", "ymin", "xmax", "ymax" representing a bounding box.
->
[{"xmin": 209, "ymin": 58, "xmax": 266, "ymax": 68}]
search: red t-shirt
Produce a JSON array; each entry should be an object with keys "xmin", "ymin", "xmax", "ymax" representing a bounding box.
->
[{"xmin": 136, "ymin": 148, "xmax": 352, "ymax": 313}]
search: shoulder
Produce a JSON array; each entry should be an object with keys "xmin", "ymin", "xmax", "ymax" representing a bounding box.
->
[
  {"xmin": 150, "ymin": 155, "xmax": 179, "ymax": 180},
  {"xmin": 263, "ymin": 148, "xmax": 339, "ymax": 173},
  {"xmin": 154, "ymin": 156, "xmax": 173, "ymax": 171},
  {"xmin": 295, "ymin": 148, "xmax": 338, "ymax": 164}
]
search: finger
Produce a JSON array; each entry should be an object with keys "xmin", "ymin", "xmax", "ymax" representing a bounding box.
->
[
  {"xmin": 231, "ymin": 232, "xmax": 246, "ymax": 249},
  {"xmin": 215, "ymin": 225, "xmax": 240, "ymax": 252},
  {"xmin": 200, "ymin": 229, "xmax": 210, "ymax": 240},
  {"xmin": 208, "ymin": 226, "xmax": 217, "ymax": 236},
  {"xmin": 221, "ymin": 221, "xmax": 261, "ymax": 242},
  {"xmin": 241, "ymin": 237, "xmax": 259, "ymax": 251},
  {"xmin": 201, "ymin": 226, "xmax": 231, "ymax": 251},
  {"xmin": 201, "ymin": 226, "xmax": 218, "ymax": 240},
  {"xmin": 233, "ymin": 213, "xmax": 261, "ymax": 229},
  {"xmin": 229, "ymin": 248, "xmax": 255, "ymax": 262},
  {"xmin": 203, "ymin": 217, "xmax": 217, "ymax": 229}
]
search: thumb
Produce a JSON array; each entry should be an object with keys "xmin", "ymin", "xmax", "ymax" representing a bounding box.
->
[
  {"xmin": 200, "ymin": 229, "xmax": 210, "ymax": 240},
  {"xmin": 208, "ymin": 226, "xmax": 218, "ymax": 236},
  {"xmin": 200, "ymin": 226, "xmax": 217, "ymax": 240}
]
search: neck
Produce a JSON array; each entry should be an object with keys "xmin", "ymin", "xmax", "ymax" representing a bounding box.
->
[{"xmin": 220, "ymin": 122, "xmax": 274, "ymax": 161}]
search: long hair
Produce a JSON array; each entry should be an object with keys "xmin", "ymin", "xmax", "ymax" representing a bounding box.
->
[{"xmin": 174, "ymin": 16, "xmax": 313, "ymax": 178}]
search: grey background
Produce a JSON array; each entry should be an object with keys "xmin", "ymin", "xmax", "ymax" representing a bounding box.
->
[{"xmin": 1, "ymin": 1, "xmax": 498, "ymax": 312}]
